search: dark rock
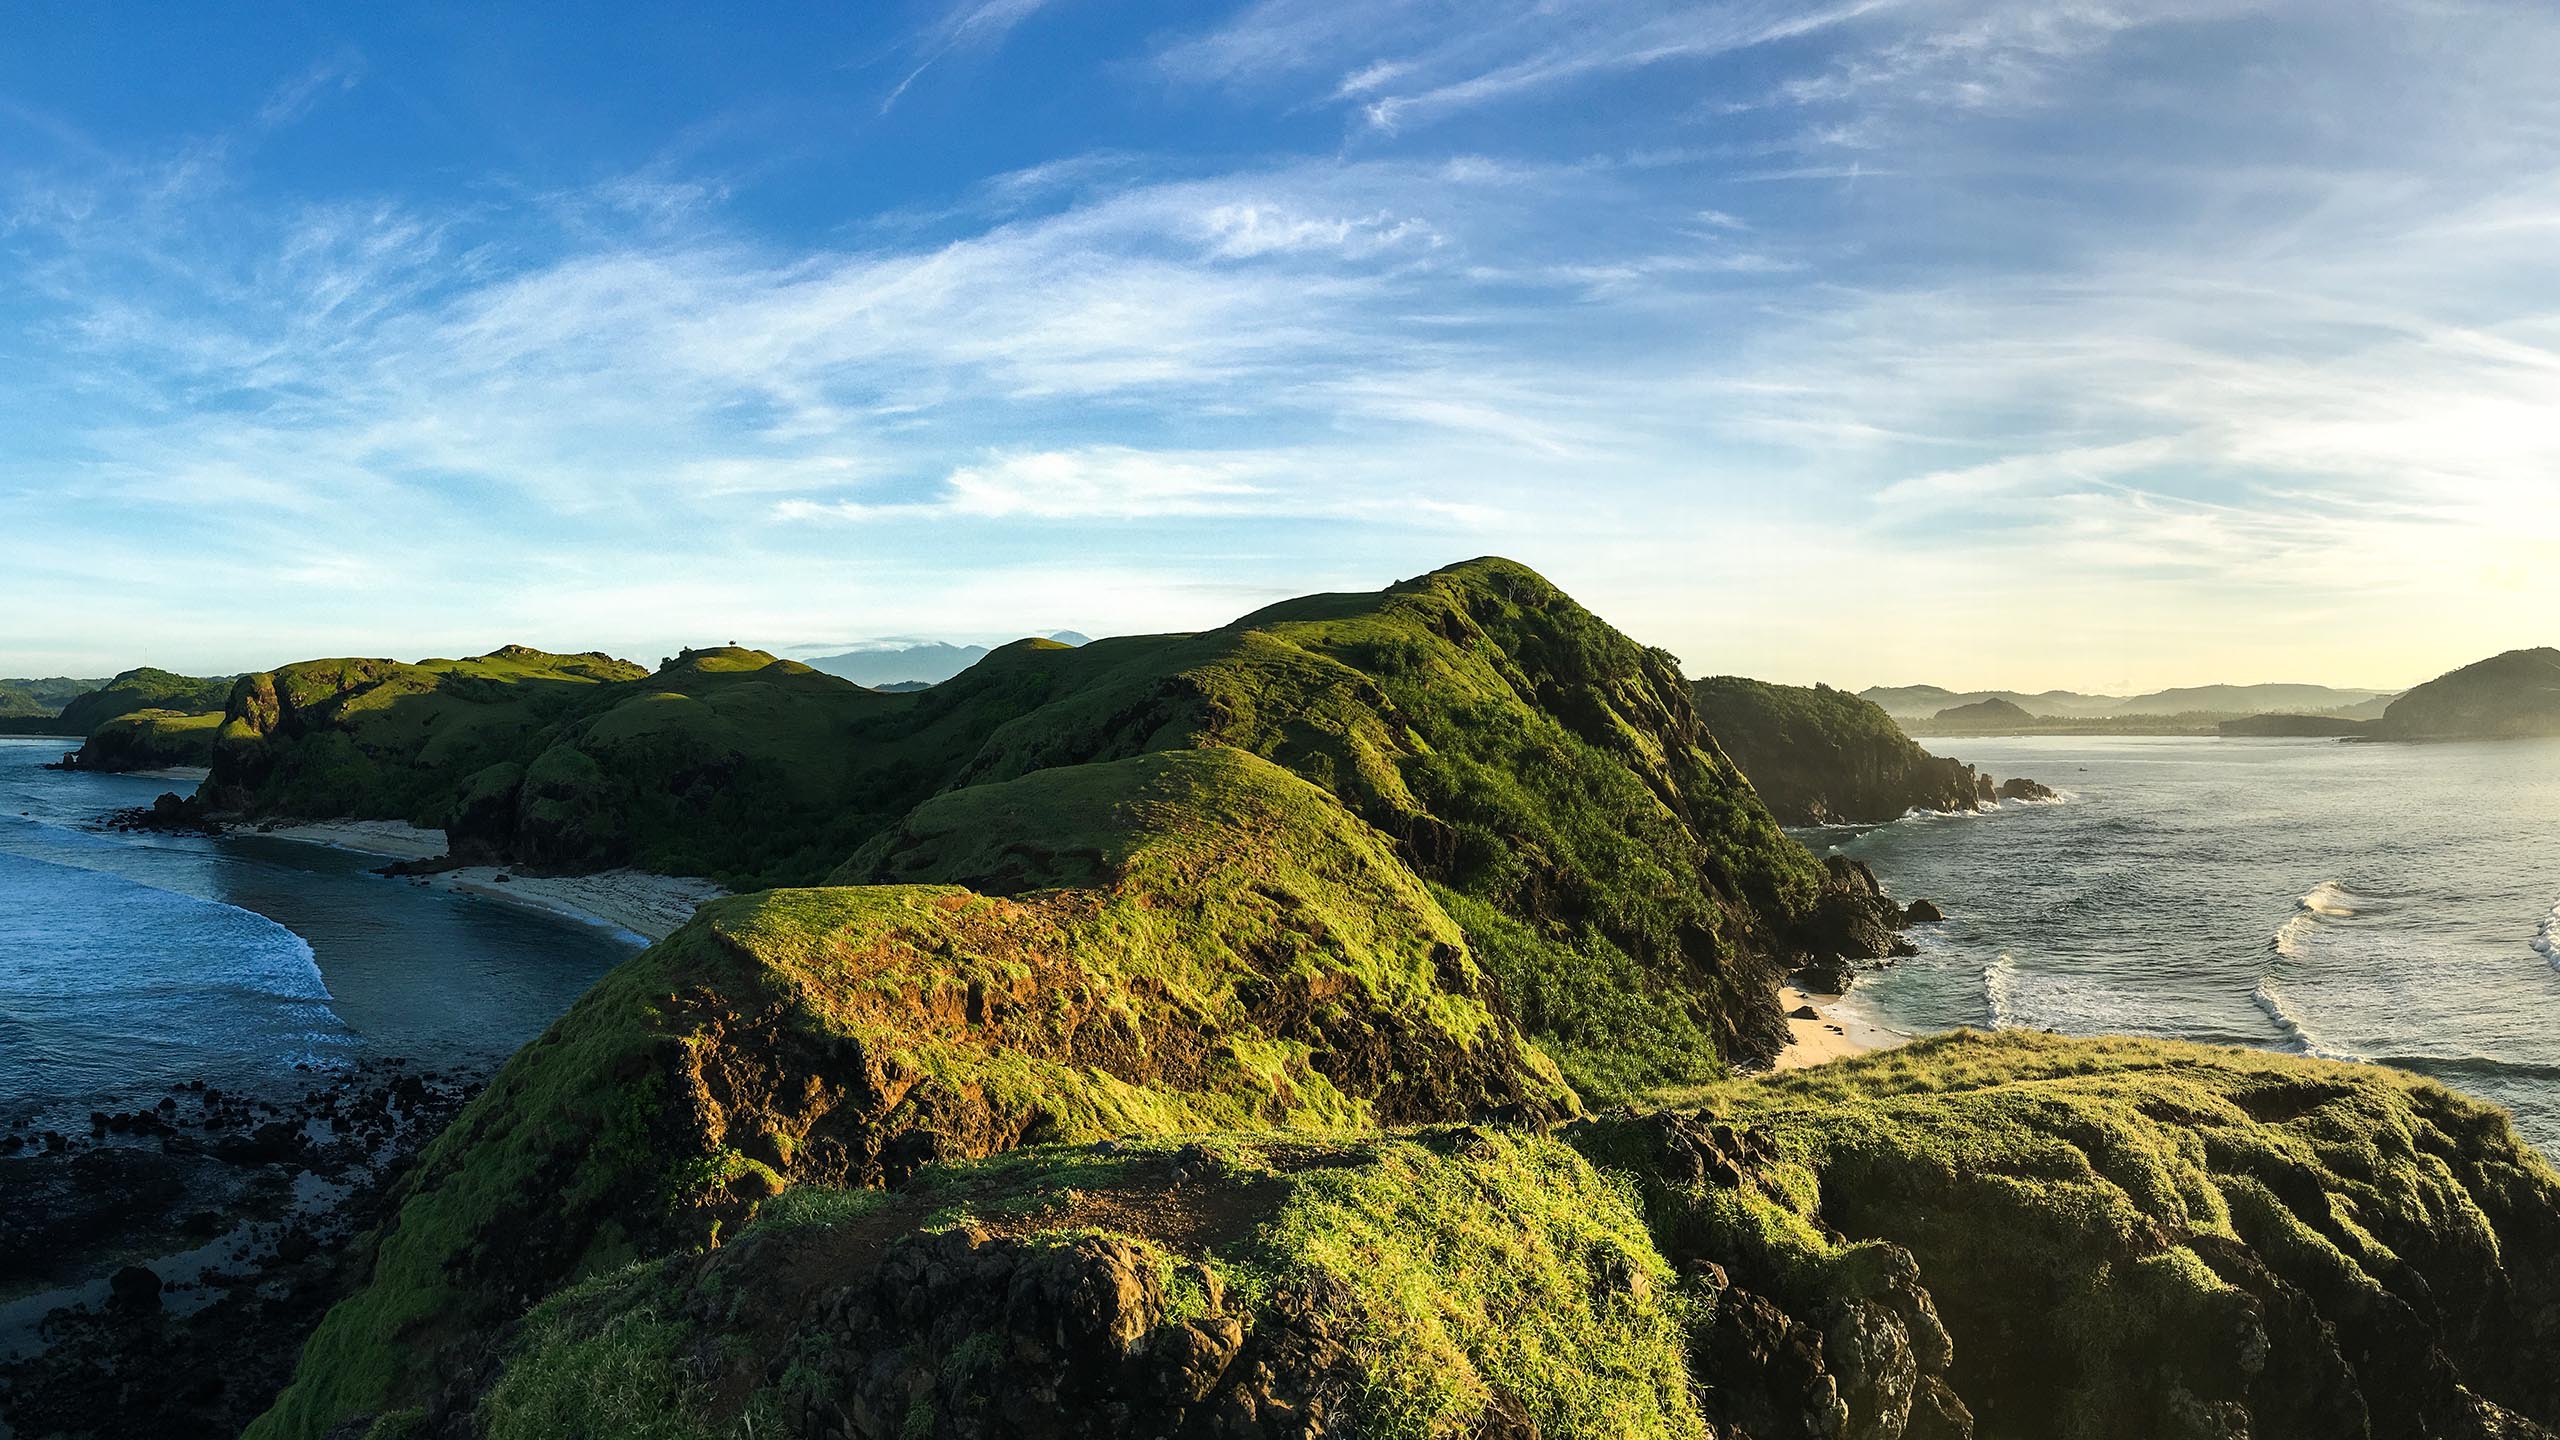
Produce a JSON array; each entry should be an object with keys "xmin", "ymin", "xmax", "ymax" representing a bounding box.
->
[
  {"xmin": 1995, "ymin": 777, "xmax": 2055, "ymax": 803},
  {"xmin": 1790, "ymin": 1005, "xmax": 1822, "ymax": 1020},
  {"xmin": 1903, "ymin": 899, "xmax": 1945, "ymax": 924},
  {"xmin": 107, "ymin": 1264, "xmax": 162, "ymax": 1311}
]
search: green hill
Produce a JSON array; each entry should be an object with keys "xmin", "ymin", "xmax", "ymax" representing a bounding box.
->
[
  {"xmin": 238, "ymin": 559, "xmax": 1928, "ymax": 1438},
  {"xmin": 1693, "ymin": 677, "xmax": 1993, "ymax": 823}
]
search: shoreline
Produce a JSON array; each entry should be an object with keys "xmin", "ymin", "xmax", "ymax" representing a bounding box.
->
[
  {"xmin": 240, "ymin": 819, "xmax": 726, "ymax": 944},
  {"xmin": 1773, "ymin": 984, "xmax": 1912, "ymax": 1070}
]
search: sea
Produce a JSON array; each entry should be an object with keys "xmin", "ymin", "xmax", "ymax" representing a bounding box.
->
[
  {"xmin": 0, "ymin": 737, "xmax": 635, "ymax": 1136},
  {"xmin": 1817, "ymin": 734, "xmax": 2560, "ymax": 1155}
]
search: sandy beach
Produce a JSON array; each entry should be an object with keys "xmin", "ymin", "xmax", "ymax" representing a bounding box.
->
[
  {"xmin": 1773, "ymin": 984, "xmax": 1911, "ymax": 1070},
  {"xmin": 243, "ymin": 819, "xmax": 726, "ymax": 943}
]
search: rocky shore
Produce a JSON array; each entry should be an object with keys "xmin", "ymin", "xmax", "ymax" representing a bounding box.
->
[{"xmin": 0, "ymin": 1059, "xmax": 481, "ymax": 1437}]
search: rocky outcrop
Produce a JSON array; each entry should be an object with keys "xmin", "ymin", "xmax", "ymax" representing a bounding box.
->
[{"xmin": 1787, "ymin": 857, "xmax": 1921, "ymax": 993}]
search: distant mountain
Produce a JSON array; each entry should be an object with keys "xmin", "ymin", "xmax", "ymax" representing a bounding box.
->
[
  {"xmin": 0, "ymin": 675, "xmax": 109, "ymax": 720},
  {"xmin": 2374, "ymin": 647, "xmax": 2560, "ymax": 739},
  {"xmin": 803, "ymin": 631, "xmax": 1089, "ymax": 688},
  {"xmin": 1861, "ymin": 681, "xmax": 2393, "ymax": 723}
]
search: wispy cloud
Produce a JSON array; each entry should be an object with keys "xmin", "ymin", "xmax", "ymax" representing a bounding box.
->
[
  {"xmin": 5, "ymin": 0, "xmax": 2560, "ymax": 687},
  {"xmin": 882, "ymin": 0, "xmax": 1063, "ymax": 112}
]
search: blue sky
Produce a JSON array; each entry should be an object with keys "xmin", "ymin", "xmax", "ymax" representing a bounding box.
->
[{"xmin": 3, "ymin": 1, "xmax": 2555, "ymax": 690}]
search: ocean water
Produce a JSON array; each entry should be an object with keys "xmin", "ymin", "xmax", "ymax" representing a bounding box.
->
[
  {"xmin": 1821, "ymin": 734, "xmax": 2560, "ymax": 1154},
  {"xmin": 0, "ymin": 738, "xmax": 635, "ymax": 1130}
]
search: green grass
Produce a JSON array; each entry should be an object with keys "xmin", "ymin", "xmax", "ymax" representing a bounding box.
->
[
  {"xmin": 474, "ymin": 1131, "xmax": 1707, "ymax": 1440},
  {"xmin": 1254, "ymin": 1133, "xmax": 1706, "ymax": 1439}
]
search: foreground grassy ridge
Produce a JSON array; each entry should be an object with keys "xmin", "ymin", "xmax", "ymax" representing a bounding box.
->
[
  {"xmin": 476, "ymin": 1131, "xmax": 1706, "ymax": 1440},
  {"xmin": 1596, "ymin": 1031, "xmax": 2560, "ymax": 1439},
  {"xmin": 250, "ymin": 750, "xmax": 1567, "ymax": 1440}
]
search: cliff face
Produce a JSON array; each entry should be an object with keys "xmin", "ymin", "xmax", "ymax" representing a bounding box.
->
[
  {"xmin": 2375, "ymin": 648, "xmax": 2560, "ymax": 739},
  {"xmin": 1693, "ymin": 678, "xmax": 1991, "ymax": 824}
]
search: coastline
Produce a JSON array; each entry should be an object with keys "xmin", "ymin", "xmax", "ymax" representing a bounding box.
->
[
  {"xmin": 1773, "ymin": 983, "xmax": 1911, "ymax": 1070},
  {"xmin": 241, "ymin": 819, "xmax": 725, "ymax": 943}
]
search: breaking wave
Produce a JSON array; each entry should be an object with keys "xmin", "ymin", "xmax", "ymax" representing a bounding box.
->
[
  {"xmin": 2535, "ymin": 898, "xmax": 2560, "ymax": 972},
  {"xmin": 2251, "ymin": 978, "xmax": 2362, "ymax": 1062}
]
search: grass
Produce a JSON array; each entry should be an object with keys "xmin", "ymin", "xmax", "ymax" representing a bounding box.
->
[
  {"xmin": 1252, "ymin": 1132, "xmax": 1706, "ymax": 1440},
  {"xmin": 473, "ymin": 1131, "xmax": 1708, "ymax": 1440}
]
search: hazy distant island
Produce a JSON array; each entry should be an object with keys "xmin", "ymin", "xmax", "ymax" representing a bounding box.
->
[
  {"xmin": 10, "ymin": 562, "xmax": 2560, "ymax": 1440},
  {"xmin": 1860, "ymin": 659, "xmax": 2560, "ymax": 743}
]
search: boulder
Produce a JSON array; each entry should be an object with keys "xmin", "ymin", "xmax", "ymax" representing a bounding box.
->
[{"xmin": 107, "ymin": 1264, "xmax": 162, "ymax": 1312}]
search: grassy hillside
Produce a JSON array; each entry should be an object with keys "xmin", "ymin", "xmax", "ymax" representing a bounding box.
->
[
  {"xmin": 233, "ymin": 561, "xmax": 2560, "ymax": 1440},
  {"xmin": 248, "ymin": 748, "xmax": 1572, "ymax": 1438},
  {"xmin": 1693, "ymin": 676, "xmax": 1991, "ymax": 824}
]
